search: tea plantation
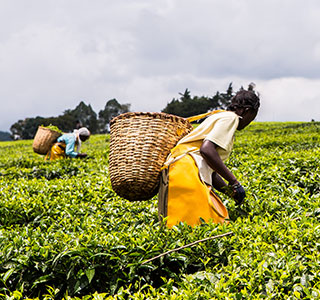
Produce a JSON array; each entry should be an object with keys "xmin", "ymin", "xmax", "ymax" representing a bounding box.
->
[{"xmin": 0, "ymin": 122, "xmax": 319, "ymax": 299}]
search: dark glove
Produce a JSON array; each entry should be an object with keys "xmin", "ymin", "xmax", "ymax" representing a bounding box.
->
[
  {"xmin": 77, "ymin": 153, "xmax": 88, "ymax": 159},
  {"xmin": 231, "ymin": 182, "xmax": 246, "ymax": 205}
]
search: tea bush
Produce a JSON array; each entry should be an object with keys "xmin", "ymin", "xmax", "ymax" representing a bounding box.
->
[{"xmin": 0, "ymin": 122, "xmax": 319, "ymax": 299}]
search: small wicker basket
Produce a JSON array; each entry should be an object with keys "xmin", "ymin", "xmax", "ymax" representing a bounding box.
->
[
  {"xmin": 32, "ymin": 126, "xmax": 62, "ymax": 155},
  {"xmin": 109, "ymin": 112, "xmax": 193, "ymax": 201}
]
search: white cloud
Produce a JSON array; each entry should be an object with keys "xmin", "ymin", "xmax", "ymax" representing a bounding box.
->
[
  {"xmin": 257, "ymin": 77, "xmax": 320, "ymax": 122},
  {"xmin": 0, "ymin": 0, "xmax": 320, "ymax": 131}
]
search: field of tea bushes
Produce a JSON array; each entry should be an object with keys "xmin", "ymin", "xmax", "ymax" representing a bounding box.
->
[{"xmin": 0, "ymin": 122, "xmax": 319, "ymax": 299}]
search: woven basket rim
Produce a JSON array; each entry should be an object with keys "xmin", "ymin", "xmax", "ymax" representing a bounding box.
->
[
  {"xmin": 37, "ymin": 126, "xmax": 61, "ymax": 133},
  {"xmin": 110, "ymin": 112, "xmax": 190, "ymax": 126}
]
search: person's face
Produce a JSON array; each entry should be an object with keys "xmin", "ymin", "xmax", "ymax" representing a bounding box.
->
[
  {"xmin": 79, "ymin": 134, "xmax": 90, "ymax": 142},
  {"xmin": 237, "ymin": 108, "xmax": 258, "ymax": 130}
]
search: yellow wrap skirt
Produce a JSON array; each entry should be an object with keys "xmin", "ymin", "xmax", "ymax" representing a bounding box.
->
[
  {"xmin": 158, "ymin": 143, "xmax": 229, "ymax": 228},
  {"xmin": 45, "ymin": 142, "xmax": 66, "ymax": 161}
]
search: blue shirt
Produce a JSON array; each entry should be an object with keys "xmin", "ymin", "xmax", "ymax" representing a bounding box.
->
[{"xmin": 57, "ymin": 133, "xmax": 78, "ymax": 158}]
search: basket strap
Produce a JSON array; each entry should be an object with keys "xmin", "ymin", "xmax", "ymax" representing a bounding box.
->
[
  {"xmin": 161, "ymin": 147, "xmax": 198, "ymax": 170},
  {"xmin": 161, "ymin": 110, "xmax": 226, "ymax": 170},
  {"xmin": 186, "ymin": 110, "xmax": 225, "ymax": 123}
]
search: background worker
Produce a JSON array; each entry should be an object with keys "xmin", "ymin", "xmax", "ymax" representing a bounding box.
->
[
  {"xmin": 46, "ymin": 127, "xmax": 90, "ymax": 160},
  {"xmin": 158, "ymin": 88, "xmax": 260, "ymax": 227}
]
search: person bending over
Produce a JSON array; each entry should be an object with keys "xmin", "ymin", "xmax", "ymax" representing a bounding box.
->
[
  {"xmin": 158, "ymin": 89, "xmax": 260, "ymax": 227},
  {"xmin": 45, "ymin": 127, "xmax": 90, "ymax": 160}
]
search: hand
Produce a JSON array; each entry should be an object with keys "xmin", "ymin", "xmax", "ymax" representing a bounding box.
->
[
  {"xmin": 231, "ymin": 182, "xmax": 246, "ymax": 205},
  {"xmin": 77, "ymin": 153, "xmax": 88, "ymax": 159}
]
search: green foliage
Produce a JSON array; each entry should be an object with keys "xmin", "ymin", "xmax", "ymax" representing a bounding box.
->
[
  {"xmin": 98, "ymin": 99, "xmax": 131, "ymax": 133},
  {"xmin": 41, "ymin": 125, "xmax": 63, "ymax": 134},
  {"xmin": 63, "ymin": 101, "xmax": 98, "ymax": 134},
  {"xmin": 10, "ymin": 116, "xmax": 47, "ymax": 140},
  {"xmin": 9, "ymin": 99, "xmax": 130, "ymax": 140},
  {"xmin": 0, "ymin": 122, "xmax": 319, "ymax": 299},
  {"xmin": 0, "ymin": 131, "xmax": 11, "ymax": 141},
  {"xmin": 162, "ymin": 83, "xmax": 234, "ymax": 117}
]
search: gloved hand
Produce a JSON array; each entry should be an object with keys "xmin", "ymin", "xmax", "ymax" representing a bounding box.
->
[
  {"xmin": 231, "ymin": 182, "xmax": 246, "ymax": 205},
  {"xmin": 77, "ymin": 153, "xmax": 88, "ymax": 159}
]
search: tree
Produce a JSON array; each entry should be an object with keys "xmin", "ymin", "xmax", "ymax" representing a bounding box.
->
[
  {"xmin": 162, "ymin": 83, "xmax": 234, "ymax": 118},
  {"xmin": 209, "ymin": 82, "xmax": 234, "ymax": 111},
  {"xmin": 10, "ymin": 117, "xmax": 47, "ymax": 140},
  {"xmin": 63, "ymin": 101, "xmax": 98, "ymax": 133},
  {"xmin": 10, "ymin": 99, "xmax": 132, "ymax": 139},
  {"xmin": 0, "ymin": 131, "xmax": 11, "ymax": 141},
  {"xmin": 98, "ymin": 99, "xmax": 131, "ymax": 133},
  {"xmin": 10, "ymin": 119, "xmax": 25, "ymax": 140}
]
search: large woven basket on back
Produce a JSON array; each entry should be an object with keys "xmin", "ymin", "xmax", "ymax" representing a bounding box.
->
[
  {"xmin": 32, "ymin": 126, "xmax": 62, "ymax": 155},
  {"xmin": 109, "ymin": 112, "xmax": 193, "ymax": 201}
]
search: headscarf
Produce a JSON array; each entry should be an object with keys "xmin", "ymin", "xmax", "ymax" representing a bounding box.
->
[{"xmin": 73, "ymin": 127, "xmax": 90, "ymax": 152}]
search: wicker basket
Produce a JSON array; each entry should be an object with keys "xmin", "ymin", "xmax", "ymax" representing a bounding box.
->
[
  {"xmin": 32, "ymin": 126, "xmax": 62, "ymax": 155},
  {"xmin": 109, "ymin": 112, "xmax": 193, "ymax": 201}
]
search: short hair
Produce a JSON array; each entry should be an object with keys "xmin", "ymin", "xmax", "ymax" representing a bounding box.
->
[{"xmin": 227, "ymin": 90, "xmax": 260, "ymax": 111}]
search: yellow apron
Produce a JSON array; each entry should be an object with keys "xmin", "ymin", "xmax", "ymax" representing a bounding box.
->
[
  {"xmin": 45, "ymin": 142, "xmax": 66, "ymax": 161},
  {"xmin": 158, "ymin": 110, "xmax": 229, "ymax": 228}
]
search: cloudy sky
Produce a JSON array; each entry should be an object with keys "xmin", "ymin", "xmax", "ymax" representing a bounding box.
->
[{"xmin": 1, "ymin": 0, "xmax": 320, "ymax": 132}]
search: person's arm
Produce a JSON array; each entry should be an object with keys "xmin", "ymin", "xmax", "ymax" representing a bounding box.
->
[
  {"xmin": 76, "ymin": 153, "xmax": 87, "ymax": 158},
  {"xmin": 200, "ymin": 140, "xmax": 237, "ymax": 185},
  {"xmin": 200, "ymin": 140, "xmax": 245, "ymax": 204},
  {"xmin": 211, "ymin": 172, "xmax": 228, "ymax": 192}
]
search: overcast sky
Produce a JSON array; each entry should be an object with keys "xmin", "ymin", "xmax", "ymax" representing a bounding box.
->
[{"xmin": 1, "ymin": 0, "xmax": 320, "ymax": 132}]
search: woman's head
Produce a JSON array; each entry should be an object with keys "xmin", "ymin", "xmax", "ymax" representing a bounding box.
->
[
  {"xmin": 78, "ymin": 127, "xmax": 91, "ymax": 142},
  {"xmin": 228, "ymin": 89, "xmax": 260, "ymax": 112},
  {"xmin": 228, "ymin": 89, "xmax": 260, "ymax": 130}
]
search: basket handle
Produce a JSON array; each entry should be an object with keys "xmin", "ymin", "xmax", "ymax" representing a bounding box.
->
[{"xmin": 186, "ymin": 110, "xmax": 225, "ymax": 123}]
